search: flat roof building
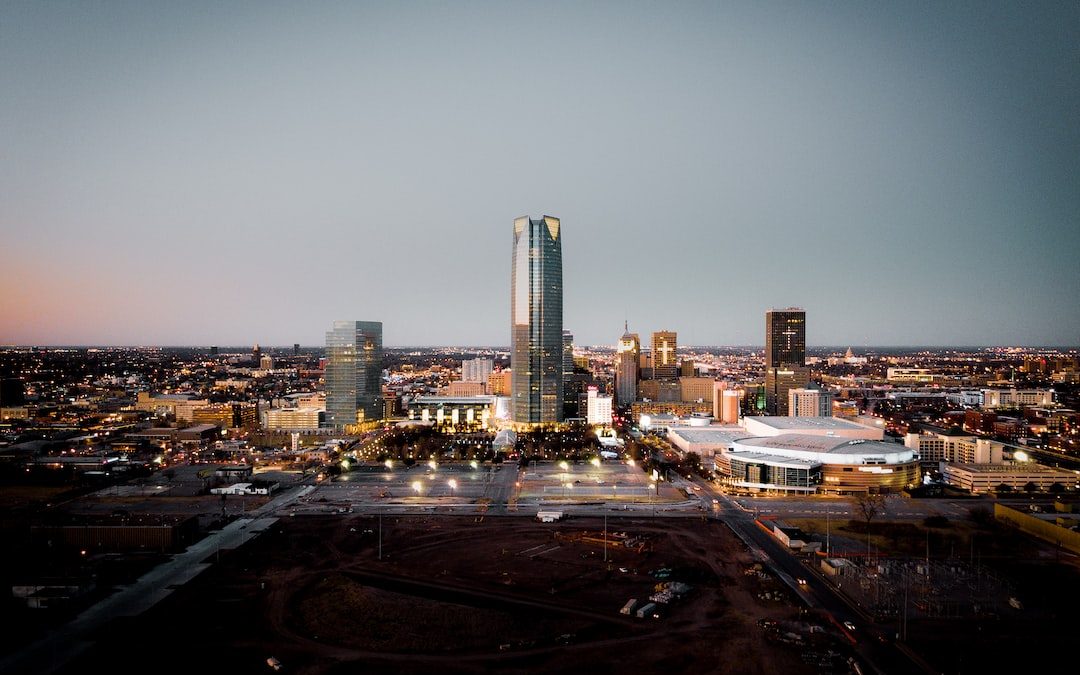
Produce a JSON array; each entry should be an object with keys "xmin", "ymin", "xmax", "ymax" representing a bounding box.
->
[{"xmin": 742, "ymin": 416, "xmax": 883, "ymax": 440}]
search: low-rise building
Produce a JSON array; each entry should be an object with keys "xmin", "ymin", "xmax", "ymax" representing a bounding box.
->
[{"xmin": 942, "ymin": 462, "xmax": 1076, "ymax": 494}]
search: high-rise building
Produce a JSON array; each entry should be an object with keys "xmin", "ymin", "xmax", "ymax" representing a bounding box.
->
[
  {"xmin": 562, "ymin": 330, "xmax": 577, "ymax": 418},
  {"xmin": 293, "ymin": 343, "xmax": 300, "ymax": 356},
  {"xmin": 511, "ymin": 215, "xmax": 563, "ymax": 425},
  {"xmin": 765, "ymin": 308, "xmax": 806, "ymax": 369},
  {"xmin": 462, "ymin": 358, "xmax": 494, "ymax": 384},
  {"xmin": 324, "ymin": 320, "xmax": 383, "ymax": 430},
  {"xmin": 210, "ymin": 346, "xmax": 219, "ymax": 356},
  {"xmin": 586, "ymin": 386, "xmax": 613, "ymax": 426},
  {"xmin": 615, "ymin": 323, "xmax": 640, "ymax": 406},
  {"xmin": 259, "ymin": 354, "xmax": 274, "ymax": 370},
  {"xmin": 652, "ymin": 331, "xmax": 678, "ymax": 379},
  {"xmin": 788, "ymin": 388, "xmax": 834, "ymax": 417},
  {"xmin": 765, "ymin": 308, "xmax": 809, "ymax": 415}
]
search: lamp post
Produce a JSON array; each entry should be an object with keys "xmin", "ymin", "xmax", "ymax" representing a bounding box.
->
[
  {"xmin": 448, "ymin": 478, "xmax": 457, "ymax": 500},
  {"xmin": 649, "ymin": 482, "xmax": 656, "ymax": 516}
]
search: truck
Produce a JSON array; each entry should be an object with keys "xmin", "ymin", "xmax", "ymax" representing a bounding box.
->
[
  {"xmin": 537, "ymin": 511, "xmax": 564, "ymax": 523},
  {"xmin": 620, "ymin": 598, "xmax": 638, "ymax": 615},
  {"xmin": 635, "ymin": 602, "xmax": 657, "ymax": 619}
]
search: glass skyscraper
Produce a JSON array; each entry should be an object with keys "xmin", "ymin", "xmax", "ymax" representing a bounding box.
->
[
  {"xmin": 511, "ymin": 215, "xmax": 563, "ymax": 425},
  {"xmin": 765, "ymin": 308, "xmax": 809, "ymax": 415},
  {"xmin": 324, "ymin": 320, "xmax": 383, "ymax": 430}
]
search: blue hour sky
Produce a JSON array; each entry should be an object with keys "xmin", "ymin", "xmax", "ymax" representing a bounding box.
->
[{"xmin": 2, "ymin": 1, "xmax": 1078, "ymax": 347}]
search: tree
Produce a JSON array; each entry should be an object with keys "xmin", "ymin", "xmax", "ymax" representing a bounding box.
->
[
  {"xmin": 1023, "ymin": 482, "xmax": 1039, "ymax": 494},
  {"xmin": 1049, "ymin": 482, "xmax": 1065, "ymax": 494},
  {"xmin": 996, "ymin": 483, "xmax": 1013, "ymax": 494},
  {"xmin": 851, "ymin": 492, "xmax": 887, "ymax": 558}
]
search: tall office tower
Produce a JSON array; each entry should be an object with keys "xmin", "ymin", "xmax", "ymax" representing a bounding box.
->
[
  {"xmin": 259, "ymin": 354, "xmax": 274, "ymax": 370},
  {"xmin": 462, "ymin": 357, "xmax": 495, "ymax": 383},
  {"xmin": 788, "ymin": 388, "xmax": 834, "ymax": 417},
  {"xmin": 764, "ymin": 308, "xmax": 809, "ymax": 415},
  {"xmin": 766, "ymin": 308, "xmax": 806, "ymax": 368},
  {"xmin": 324, "ymin": 320, "xmax": 383, "ymax": 430},
  {"xmin": 511, "ymin": 215, "xmax": 563, "ymax": 425},
  {"xmin": 210, "ymin": 346, "xmax": 219, "ymax": 356},
  {"xmin": 562, "ymin": 331, "xmax": 575, "ymax": 376},
  {"xmin": 562, "ymin": 330, "xmax": 577, "ymax": 417},
  {"xmin": 293, "ymin": 343, "xmax": 300, "ymax": 356},
  {"xmin": 252, "ymin": 343, "xmax": 261, "ymax": 362},
  {"xmin": 615, "ymin": 323, "xmax": 640, "ymax": 406},
  {"xmin": 652, "ymin": 331, "xmax": 678, "ymax": 379}
]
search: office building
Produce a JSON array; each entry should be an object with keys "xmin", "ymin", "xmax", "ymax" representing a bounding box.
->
[
  {"xmin": 563, "ymin": 330, "xmax": 577, "ymax": 417},
  {"xmin": 788, "ymin": 388, "xmax": 833, "ymax": 417},
  {"xmin": 652, "ymin": 331, "xmax": 678, "ymax": 379},
  {"xmin": 259, "ymin": 354, "xmax": 274, "ymax": 371},
  {"xmin": 586, "ymin": 386, "xmax": 613, "ymax": 427},
  {"xmin": 511, "ymin": 215, "xmax": 563, "ymax": 425},
  {"xmin": 765, "ymin": 308, "xmax": 809, "ymax": 415},
  {"xmin": 462, "ymin": 358, "xmax": 494, "ymax": 384},
  {"xmin": 324, "ymin": 320, "xmax": 383, "ymax": 430},
  {"xmin": 615, "ymin": 324, "xmax": 640, "ymax": 406},
  {"xmin": 266, "ymin": 407, "xmax": 324, "ymax": 431},
  {"xmin": 293, "ymin": 343, "xmax": 300, "ymax": 356}
]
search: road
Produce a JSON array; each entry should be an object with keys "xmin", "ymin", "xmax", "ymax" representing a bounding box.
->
[{"xmin": 685, "ymin": 479, "xmax": 935, "ymax": 675}]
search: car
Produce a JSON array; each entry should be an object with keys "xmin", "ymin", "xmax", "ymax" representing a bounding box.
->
[
  {"xmin": 711, "ymin": 498, "xmax": 719, "ymax": 505},
  {"xmin": 843, "ymin": 621, "xmax": 856, "ymax": 631},
  {"xmin": 797, "ymin": 578, "xmax": 807, "ymax": 586}
]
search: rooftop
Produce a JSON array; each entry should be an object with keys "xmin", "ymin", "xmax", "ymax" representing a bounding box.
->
[
  {"xmin": 737, "ymin": 434, "xmax": 904, "ymax": 455},
  {"xmin": 744, "ymin": 416, "xmax": 872, "ymax": 431}
]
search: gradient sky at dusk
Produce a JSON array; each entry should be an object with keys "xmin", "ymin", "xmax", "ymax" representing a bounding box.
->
[{"xmin": 2, "ymin": 1, "xmax": 1078, "ymax": 347}]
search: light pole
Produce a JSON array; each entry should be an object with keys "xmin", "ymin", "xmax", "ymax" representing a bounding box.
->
[
  {"xmin": 448, "ymin": 478, "xmax": 457, "ymax": 500},
  {"xmin": 649, "ymin": 482, "xmax": 656, "ymax": 516}
]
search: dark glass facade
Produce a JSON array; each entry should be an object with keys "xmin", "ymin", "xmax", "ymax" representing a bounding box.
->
[
  {"xmin": 765, "ymin": 308, "xmax": 806, "ymax": 368},
  {"xmin": 511, "ymin": 215, "xmax": 563, "ymax": 424},
  {"xmin": 325, "ymin": 320, "xmax": 383, "ymax": 430}
]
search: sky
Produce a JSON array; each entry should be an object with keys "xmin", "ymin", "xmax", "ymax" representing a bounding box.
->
[{"xmin": 1, "ymin": 1, "xmax": 1078, "ymax": 348}]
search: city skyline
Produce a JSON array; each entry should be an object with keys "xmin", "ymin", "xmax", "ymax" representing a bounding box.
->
[{"xmin": 2, "ymin": 3, "xmax": 1079, "ymax": 347}]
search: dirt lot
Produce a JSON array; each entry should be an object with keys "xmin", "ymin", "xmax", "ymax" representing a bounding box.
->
[{"xmin": 58, "ymin": 515, "xmax": 821, "ymax": 675}]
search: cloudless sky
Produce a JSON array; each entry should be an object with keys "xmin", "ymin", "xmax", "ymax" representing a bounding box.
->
[{"xmin": 2, "ymin": 1, "xmax": 1078, "ymax": 347}]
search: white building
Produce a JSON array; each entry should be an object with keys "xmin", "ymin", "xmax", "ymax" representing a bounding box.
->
[
  {"xmin": 904, "ymin": 431, "xmax": 1004, "ymax": 465},
  {"xmin": 586, "ymin": 387, "xmax": 613, "ymax": 426},
  {"xmin": 462, "ymin": 358, "xmax": 494, "ymax": 384},
  {"xmin": 788, "ymin": 388, "xmax": 834, "ymax": 417},
  {"xmin": 266, "ymin": 407, "xmax": 324, "ymax": 431},
  {"xmin": 886, "ymin": 368, "xmax": 944, "ymax": 383},
  {"xmin": 981, "ymin": 388, "xmax": 1054, "ymax": 408}
]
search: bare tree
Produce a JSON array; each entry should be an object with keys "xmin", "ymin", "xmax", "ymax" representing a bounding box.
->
[{"xmin": 851, "ymin": 492, "xmax": 887, "ymax": 558}]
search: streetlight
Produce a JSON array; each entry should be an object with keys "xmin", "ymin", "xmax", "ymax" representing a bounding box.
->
[
  {"xmin": 448, "ymin": 478, "xmax": 457, "ymax": 498},
  {"xmin": 412, "ymin": 481, "xmax": 422, "ymax": 496},
  {"xmin": 649, "ymin": 482, "xmax": 656, "ymax": 516}
]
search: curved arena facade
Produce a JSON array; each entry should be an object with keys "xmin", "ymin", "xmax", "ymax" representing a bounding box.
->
[{"xmin": 716, "ymin": 433, "xmax": 919, "ymax": 494}]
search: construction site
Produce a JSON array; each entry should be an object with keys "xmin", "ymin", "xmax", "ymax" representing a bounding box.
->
[{"xmin": 52, "ymin": 514, "xmax": 844, "ymax": 675}]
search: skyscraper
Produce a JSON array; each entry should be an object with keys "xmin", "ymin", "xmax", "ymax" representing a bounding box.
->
[
  {"xmin": 324, "ymin": 320, "xmax": 383, "ymax": 430},
  {"xmin": 765, "ymin": 308, "xmax": 809, "ymax": 415},
  {"xmin": 511, "ymin": 215, "xmax": 563, "ymax": 425},
  {"xmin": 652, "ymin": 331, "xmax": 678, "ymax": 379},
  {"xmin": 615, "ymin": 323, "xmax": 640, "ymax": 406},
  {"xmin": 766, "ymin": 308, "xmax": 806, "ymax": 368}
]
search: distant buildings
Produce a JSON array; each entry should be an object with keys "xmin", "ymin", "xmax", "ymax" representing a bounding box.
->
[
  {"xmin": 765, "ymin": 308, "xmax": 809, "ymax": 415},
  {"xmin": 511, "ymin": 215, "xmax": 563, "ymax": 425},
  {"xmin": 615, "ymin": 324, "xmax": 640, "ymax": 407},
  {"xmin": 324, "ymin": 320, "xmax": 383, "ymax": 430}
]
